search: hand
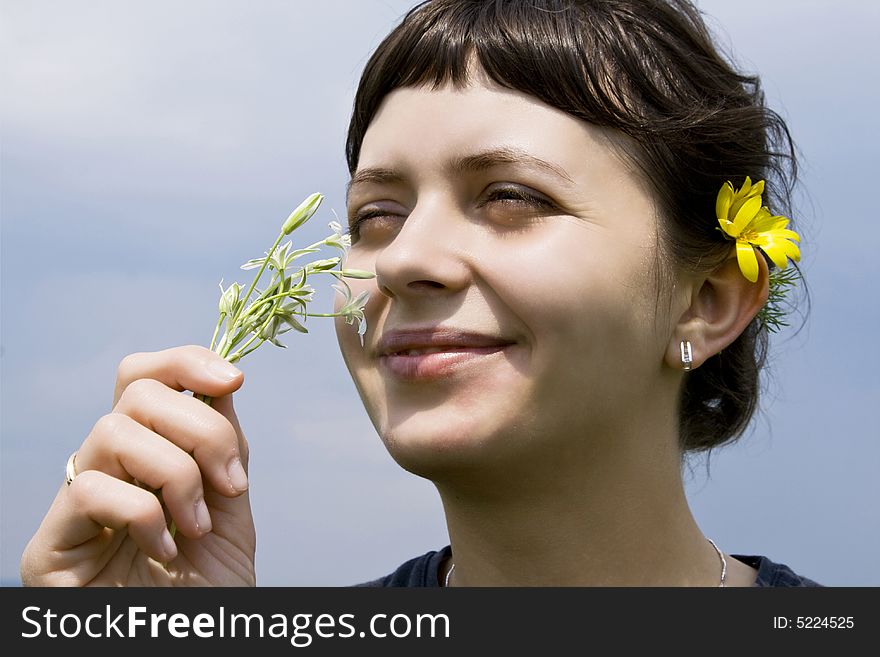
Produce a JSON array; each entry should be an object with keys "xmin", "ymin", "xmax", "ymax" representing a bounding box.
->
[{"xmin": 20, "ymin": 346, "xmax": 256, "ymax": 586}]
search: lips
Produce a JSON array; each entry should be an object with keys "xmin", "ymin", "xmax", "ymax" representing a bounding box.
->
[
  {"xmin": 377, "ymin": 328, "xmax": 515, "ymax": 380},
  {"xmin": 378, "ymin": 328, "xmax": 515, "ymax": 356},
  {"xmin": 394, "ymin": 346, "xmax": 460, "ymax": 356}
]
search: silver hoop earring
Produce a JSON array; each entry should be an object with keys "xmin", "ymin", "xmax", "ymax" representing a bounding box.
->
[{"xmin": 680, "ymin": 340, "xmax": 693, "ymax": 371}]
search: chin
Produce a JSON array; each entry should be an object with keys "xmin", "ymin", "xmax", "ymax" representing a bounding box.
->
[{"xmin": 376, "ymin": 408, "xmax": 519, "ymax": 480}]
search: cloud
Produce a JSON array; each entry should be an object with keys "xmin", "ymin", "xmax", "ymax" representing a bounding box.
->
[{"xmin": 1, "ymin": 0, "xmax": 414, "ymax": 211}]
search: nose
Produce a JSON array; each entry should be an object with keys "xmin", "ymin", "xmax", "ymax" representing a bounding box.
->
[{"xmin": 374, "ymin": 198, "xmax": 471, "ymax": 300}]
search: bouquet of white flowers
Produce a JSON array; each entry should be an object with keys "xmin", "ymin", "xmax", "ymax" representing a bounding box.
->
[{"xmin": 208, "ymin": 192, "xmax": 373, "ymax": 370}]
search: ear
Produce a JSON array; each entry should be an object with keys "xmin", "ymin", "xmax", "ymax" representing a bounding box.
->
[{"xmin": 665, "ymin": 255, "xmax": 769, "ymax": 371}]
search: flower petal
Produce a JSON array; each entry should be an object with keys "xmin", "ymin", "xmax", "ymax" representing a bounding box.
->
[
  {"xmin": 752, "ymin": 208, "xmax": 786, "ymax": 233},
  {"xmin": 755, "ymin": 234, "xmax": 801, "ymax": 267},
  {"xmin": 732, "ymin": 195, "xmax": 763, "ymax": 234},
  {"xmin": 736, "ymin": 241, "xmax": 760, "ymax": 282},
  {"xmin": 730, "ymin": 178, "xmax": 765, "ymax": 218},
  {"xmin": 285, "ymin": 315, "xmax": 309, "ymax": 334},
  {"xmin": 767, "ymin": 228, "xmax": 801, "ymax": 243},
  {"xmin": 759, "ymin": 242, "xmax": 792, "ymax": 270},
  {"xmin": 718, "ymin": 218, "xmax": 737, "ymax": 238},
  {"xmin": 778, "ymin": 239, "xmax": 801, "ymax": 263},
  {"xmin": 716, "ymin": 182, "xmax": 734, "ymax": 221},
  {"xmin": 240, "ymin": 258, "xmax": 267, "ymax": 270}
]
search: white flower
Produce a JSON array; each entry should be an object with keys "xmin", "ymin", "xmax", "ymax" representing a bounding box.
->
[
  {"xmin": 324, "ymin": 219, "xmax": 352, "ymax": 252},
  {"xmin": 209, "ymin": 191, "xmax": 369, "ymax": 362},
  {"xmin": 333, "ymin": 281, "xmax": 370, "ymax": 345},
  {"xmin": 218, "ymin": 281, "xmax": 243, "ymax": 316}
]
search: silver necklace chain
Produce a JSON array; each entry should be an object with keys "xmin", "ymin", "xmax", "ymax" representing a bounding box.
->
[
  {"xmin": 444, "ymin": 562, "xmax": 455, "ymax": 587},
  {"xmin": 444, "ymin": 538, "xmax": 728, "ymax": 587},
  {"xmin": 707, "ymin": 537, "xmax": 728, "ymax": 587}
]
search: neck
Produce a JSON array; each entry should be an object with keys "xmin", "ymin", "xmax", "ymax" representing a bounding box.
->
[{"xmin": 435, "ymin": 413, "xmax": 722, "ymax": 586}]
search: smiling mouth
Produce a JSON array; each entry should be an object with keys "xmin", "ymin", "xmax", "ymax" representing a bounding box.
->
[
  {"xmin": 376, "ymin": 328, "xmax": 516, "ymax": 380},
  {"xmin": 391, "ymin": 346, "xmax": 492, "ymax": 356},
  {"xmin": 379, "ymin": 344, "xmax": 512, "ymax": 380}
]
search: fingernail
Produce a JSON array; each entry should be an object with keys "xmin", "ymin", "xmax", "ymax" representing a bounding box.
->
[
  {"xmin": 227, "ymin": 457, "xmax": 249, "ymax": 492},
  {"xmin": 208, "ymin": 359, "xmax": 241, "ymax": 381},
  {"xmin": 194, "ymin": 498, "xmax": 212, "ymax": 534},
  {"xmin": 161, "ymin": 528, "xmax": 178, "ymax": 560}
]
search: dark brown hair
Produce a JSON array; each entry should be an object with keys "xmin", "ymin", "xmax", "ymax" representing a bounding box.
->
[{"xmin": 345, "ymin": 0, "xmax": 799, "ymax": 453}]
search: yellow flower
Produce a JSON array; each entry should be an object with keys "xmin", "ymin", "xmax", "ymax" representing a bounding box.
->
[{"xmin": 716, "ymin": 177, "xmax": 801, "ymax": 283}]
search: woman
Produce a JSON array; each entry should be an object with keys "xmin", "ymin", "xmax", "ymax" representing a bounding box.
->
[{"xmin": 20, "ymin": 0, "xmax": 820, "ymax": 587}]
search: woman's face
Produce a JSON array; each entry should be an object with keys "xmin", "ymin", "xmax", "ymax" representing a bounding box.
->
[{"xmin": 337, "ymin": 74, "xmax": 677, "ymax": 478}]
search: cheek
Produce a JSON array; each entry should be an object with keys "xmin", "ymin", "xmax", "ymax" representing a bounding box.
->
[
  {"xmin": 488, "ymin": 228, "xmax": 661, "ymax": 387},
  {"xmin": 498, "ymin": 227, "xmax": 650, "ymax": 321},
  {"xmin": 333, "ymin": 249, "xmax": 387, "ymax": 420},
  {"xmin": 334, "ymin": 305, "xmax": 388, "ymax": 437}
]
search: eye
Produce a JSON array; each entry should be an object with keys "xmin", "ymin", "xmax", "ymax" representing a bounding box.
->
[
  {"xmin": 478, "ymin": 185, "xmax": 558, "ymax": 225},
  {"xmin": 347, "ymin": 205, "xmax": 405, "ymax": 243}
]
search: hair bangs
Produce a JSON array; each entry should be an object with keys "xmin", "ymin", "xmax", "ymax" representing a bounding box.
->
[{"xmin": 346, "ymin": 0, "xmax": 632, "ymax": 174}]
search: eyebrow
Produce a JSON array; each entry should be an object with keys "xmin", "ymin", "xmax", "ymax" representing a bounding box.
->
[{"xmin": 346, "ymin": 146, "xmax": 574, "ymax": 203}]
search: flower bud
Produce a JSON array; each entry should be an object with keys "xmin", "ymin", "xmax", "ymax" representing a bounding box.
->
[
  {"xmin": 308, "ymin": 258, "xmax": 340, "ymax": 272},
  {"xmin": 219, "ymin": 282, "xmax": 242, "ymax": 315},
  {"xmin": 282, "ymin": 192, "xmax": 324, "ymax": 235},
  {"xmin": 341, "ymin": 268, "xmax": 376, "ymax": 279}
]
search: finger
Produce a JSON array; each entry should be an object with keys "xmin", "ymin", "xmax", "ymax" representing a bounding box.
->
[
  {"xmin": 46, "ymin": 471, "xmax": 177, "ymax": 564},
  {"xmin": 114, "ymin": 345, "xmax": 243, "ymax": 407},
  {"xmin": 77, "ymin": 413, "xmax": 215, "ymax": 538},
  {"xmin": 211, "ymin": 393, "xmax": 249, "ymax": 467},
  {"xmin": 112, "ymin": 381, "xmax": 249, "ymax": 498}
]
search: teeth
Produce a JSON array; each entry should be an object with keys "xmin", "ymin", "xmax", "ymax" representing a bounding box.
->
[
  {"xmin": 396, "ymin": 347, "xmax": 449, "ymax": 356},
  {"xmin": 399, "ymin": 347, "xmax": 446, "ymax": 356}
]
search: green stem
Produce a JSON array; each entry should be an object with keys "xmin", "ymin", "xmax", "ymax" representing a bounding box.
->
[
  {"xmin": 229, "ymin": 231, "xmax": 286, "ymax": 331},
  {"xmin": 236, "ymin": 279, "xmax": 283, "ymax": 327},
  {"xmin": 255, "ymin": 288, "xmax": 308, "ymax": 306},
  {"xmin": 302, "ymin": 238, "xmax": 329, "ymax": 252},
  {"xmin": 231, "ymin": 339, "xmax": 267, "ymax": 363},
  {"xmin": 209, "ymin": 314, "xmax": 225, "ymax": 352},
  {"xmin": 227, "ymin": 305, "xmax": 279, "ymax": 362}
]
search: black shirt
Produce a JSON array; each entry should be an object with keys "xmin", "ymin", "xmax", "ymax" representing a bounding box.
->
[{"xmin": 354, "ymin": 545, "xmax": 823, "ymax": 587}]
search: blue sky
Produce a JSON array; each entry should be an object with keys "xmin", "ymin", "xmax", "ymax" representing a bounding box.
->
[{"xmin": 1, "ymin": 0, "xmax": 877, "ymax": 586}]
